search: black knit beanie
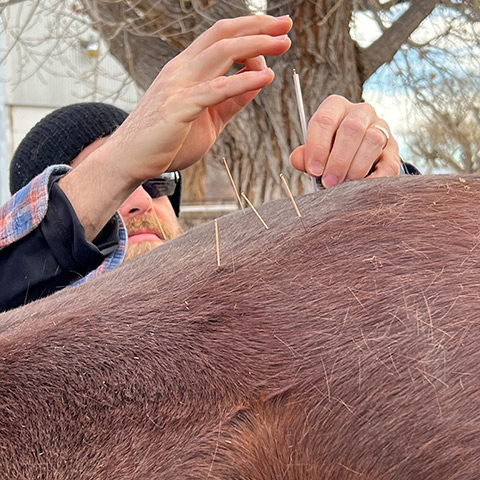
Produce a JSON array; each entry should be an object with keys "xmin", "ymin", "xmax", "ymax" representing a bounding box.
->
[{"xmin": 9, "ymin": 102, "xmax": 181, "ymax": 217}]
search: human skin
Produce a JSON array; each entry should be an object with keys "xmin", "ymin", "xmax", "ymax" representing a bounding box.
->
[
  {"xmin": 289, "ymin": 94, "xmax": 400, "ymax": 188},
  {"xmin": 68, "ymin": 92, "xmax": 399, "ymax": 255},
  {"xmin": 58, "ymin": 15, "xmax": 293, "ymax": 242},
  {"xmin": 58, "ymin": 15, "xmax": 401, "ymax": 244},
  {"xmin": 72, "ymin": 136, "xmax": 181, "ymax": 257}
]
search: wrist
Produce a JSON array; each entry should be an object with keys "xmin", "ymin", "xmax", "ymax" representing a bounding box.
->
[{"xmin": 58, "ymin": 142, "xmax": 140, "ymax": 242}]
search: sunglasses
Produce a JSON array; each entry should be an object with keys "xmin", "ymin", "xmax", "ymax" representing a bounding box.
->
[{"xmin": 142, "ymin": 171, "xmax": 180, "ymax": 198}]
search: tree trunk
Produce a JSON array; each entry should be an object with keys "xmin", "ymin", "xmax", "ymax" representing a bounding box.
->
[
  {"xmin": 217, "ymin": 0, "xmax": 362, "ymax": 203},
  {"xmin": 80, "ymin": 0, "xmax": 365, "ymax": 203}
]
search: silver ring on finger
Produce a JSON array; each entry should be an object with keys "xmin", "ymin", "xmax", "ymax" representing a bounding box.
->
[{"xmin": 370, "ymin": 124, "xmax": 390, "ymax": 149}]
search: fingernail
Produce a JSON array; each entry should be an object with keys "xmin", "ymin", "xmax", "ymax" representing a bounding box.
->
[
  {"xmin": 310, "ymin": 160, "xmax": 324, "ymax": 177},
  {"xmin": 322, "ymin": 174, "xmax": 338, "ymax": 188},
  {"xmin": 278, "ymin": 15, "xmax": 291, "ymax": 20}
]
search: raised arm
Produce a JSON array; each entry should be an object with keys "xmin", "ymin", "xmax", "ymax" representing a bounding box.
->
[{"xmin": 59, "ymin": 14, "xmax": 293, "ymax": 241}]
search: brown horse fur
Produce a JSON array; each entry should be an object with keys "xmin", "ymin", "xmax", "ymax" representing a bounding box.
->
[{"xmin": 1, "ymin": 174, "xmax": 480, "ymax": 479}]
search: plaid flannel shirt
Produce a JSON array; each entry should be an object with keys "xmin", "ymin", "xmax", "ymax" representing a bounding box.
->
[{"xmin": 0, "ymin": 165, "xmax": 127, "ymax": 286}]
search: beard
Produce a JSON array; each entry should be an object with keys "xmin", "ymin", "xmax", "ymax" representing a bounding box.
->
[
  {"xmin": 124, "ymin": 241, "xmax": 161, "ymax": 262},
  {"xmin": 123, "ymin": 213, "xmax": 183, "ymax": 261}
]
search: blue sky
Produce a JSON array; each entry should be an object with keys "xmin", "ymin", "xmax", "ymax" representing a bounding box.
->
[{"xmin": 352, "ymin": 5, "xmax": 479, "ymax": 171}]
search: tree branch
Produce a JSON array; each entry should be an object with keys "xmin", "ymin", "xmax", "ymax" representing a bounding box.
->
[
  {"xmin": 80, "ymin": 0, "xmax": 251, "ymax": 89},
  {"xmin": 0, "ymin": 0, "xmax": 28, "ymax": 5},
  {"xmin": 359, "ymin": 0, "xmax": 439, "ymax": 81},
  {"xmin": 0, "ymin": 0, "xmax": 28, "ymax": 13},
  {"xmin": 356, "ymin": 0, "xmax": 410, "ymax": 13}
]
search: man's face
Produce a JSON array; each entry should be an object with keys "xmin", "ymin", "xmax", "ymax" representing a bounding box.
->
[
  {"xmin": 74, "ymin": 136, "xmax": 183, "ymax": 261},
  {"xmin": 119, "ymin": 188, "xmax": 183, "ymax": 261}
]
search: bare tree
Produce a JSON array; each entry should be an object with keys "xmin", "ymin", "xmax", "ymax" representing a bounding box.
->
[
  {"xmin": 2, "ymin": 0, "xmax": 479, "ymax": 201},
  {"xmin": 367, "ymin": 1, "xmax": 480, "ymax": 174},
  {"xmin": 78, "ymin": 0, "xmax": 441, "ymax": 201},
  {"xmin": 406, "ymin": 75, "xmax": 480, "ymax": 173}
]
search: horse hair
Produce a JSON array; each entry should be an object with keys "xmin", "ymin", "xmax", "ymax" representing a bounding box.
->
[{"xmin": 1, "ymin": 174, "xmax": 480, "ymax": 479}]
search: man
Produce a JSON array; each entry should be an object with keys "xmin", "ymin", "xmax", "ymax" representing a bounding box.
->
[
  {"xmin": 0, "ymin": 14, "xmax": 408, "ymax": 312},
  {"xmin": 8, "ymin": 103, "xmax": 184, "ymax": 262},
  {"xmin": 0, "ymin": 14, "xmax": 295, "ymax": 311}
]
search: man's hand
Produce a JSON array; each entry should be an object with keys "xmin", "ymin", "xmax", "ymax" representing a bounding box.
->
[
  {"xmin": 110, "ymin": 14, "xmax": 293, "ymax": 183},
  {"xmin": 60, "ymin": 15, "xmax": 292, "ymax": 241},
  {"xmin": 289, "ymin": 95, "xmax": 401, "ymax": 188}
]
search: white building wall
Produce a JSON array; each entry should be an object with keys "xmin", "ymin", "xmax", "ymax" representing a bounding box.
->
[
  {"xmin": 0, "ymin": 0, "xmax": 143, "ymax": 204},
  {"xmin": 8, "ymin": 105, "xmax": 54, "ymax": 152}
]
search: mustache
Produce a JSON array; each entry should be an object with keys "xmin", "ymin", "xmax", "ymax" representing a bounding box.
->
[{"xmin": 123, "ymin": 214, "xmax": 180, "ymax": 241}]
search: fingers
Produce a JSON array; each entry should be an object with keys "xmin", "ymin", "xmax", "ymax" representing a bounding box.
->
[
  {"xmin": 184, "ymin": 15, "xmax": 293, "ymax": 59},
  {"xmin": 110, "ymin": 15, "xmax": 293, "ymax": 183},
  {"xmin": 340, "ymin": 121, "xmax": 391, "ymax": 181},
  {"xmin": 243, "ymin": 55, "xmax": 268, "ymax": 71},
  {"xmin": 211, "ymin": 56, "xmax": 271, "ymax": 122},
  {"xmin": 142, "ymin": 15, "xmax": 291, "ymax": 135},
  {"xmin": 367, "ymin": 134, "xmax": 401, "ymax": 179},
  {"xmin": 289, "ymin": 145, "xmax": 307, "ymax": 174},
  {"xmin": 184, "ymin": 34, "xmax": 291, "ymax": 84},
  {"xmin": 166, "ymin": 16, "xmax": 291, "ymax": 128},
  {"xmin": 303, "ymin": 95, "xmax": 350, "ymax": 178},
  {"xmin": 180, "ymin": 68, "xmax": 275, "ymax": 122},
  {"xmin": 297, "ymin": 95, "xmax": 400, "ymax": 187},
  {"xmin": 168, "ymin": 15, "xmax": 291, "ymax": 86}
]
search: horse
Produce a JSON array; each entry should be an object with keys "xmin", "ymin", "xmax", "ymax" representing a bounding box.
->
[{"xmin": 1, "ymin": 174, "xmax": 479, "ymax": 479}]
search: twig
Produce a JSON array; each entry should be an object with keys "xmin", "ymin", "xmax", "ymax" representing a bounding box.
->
[
  {"xmin": 214, "ymin": 218, "xmax": 221, "ymax": 267},
  {"xmin": 222, "ymin": 156, "xmax": 244, "ymax": 213},
  {"xmin": 292, "ymin": 69, "xmax": 318, "ymax": 192},
  {"xmin": 292, "ymin": 68, "xmax": 308, "ymax": 143},
  {"xmin": 148, "ymin": 197, "xmax": 167, "ymax": 240},
  {"xmin": 241, "ymin": 192, "xmax": 269, "ymax": 230},
  {"xmin": 280, "ymin": 173, "xmax": 302, "ymax": 217}
]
